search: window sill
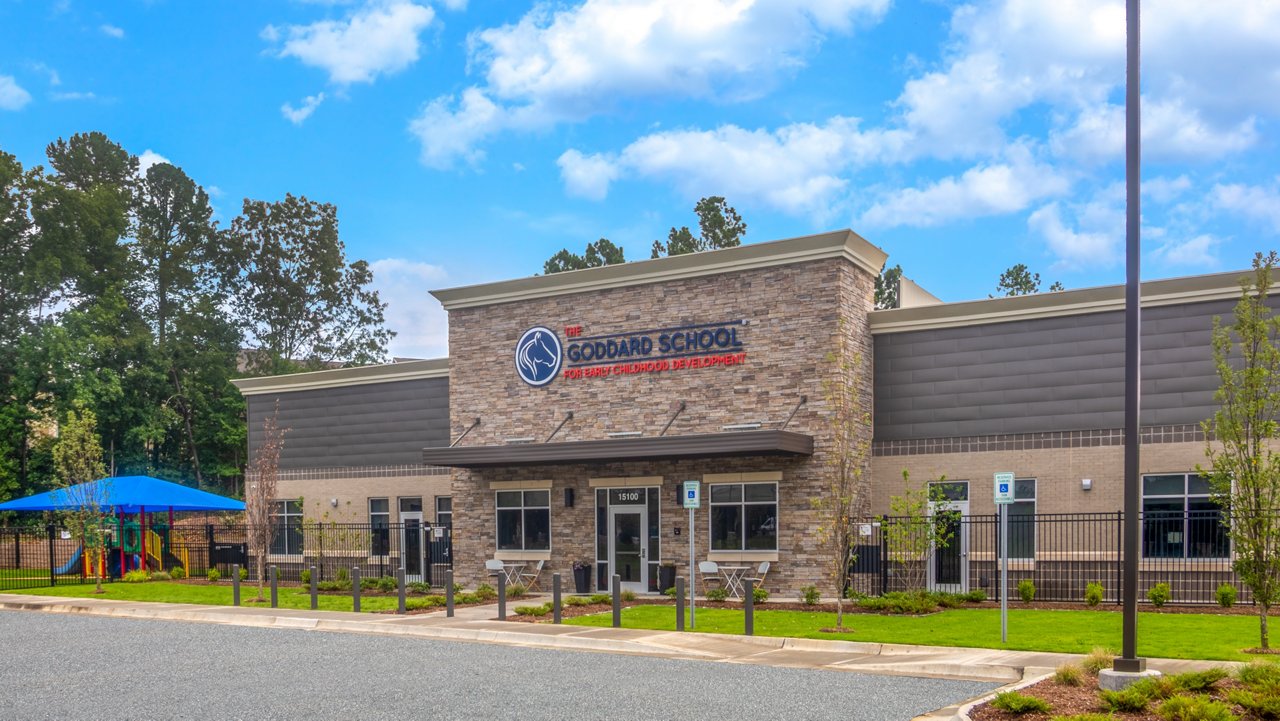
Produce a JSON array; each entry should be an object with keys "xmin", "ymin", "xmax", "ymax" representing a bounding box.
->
[
  {"xmin": 495, "ymin": 550, "xmax": 551, "ymax": 561},
  {"xmin": 708, "ymin": 551, "xmax": 778, "ymax": 563}
]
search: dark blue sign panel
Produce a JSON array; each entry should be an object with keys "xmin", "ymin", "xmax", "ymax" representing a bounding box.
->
[{"xmin": 515, "ymin": 326, "xmax": 562, "ymax": 387}]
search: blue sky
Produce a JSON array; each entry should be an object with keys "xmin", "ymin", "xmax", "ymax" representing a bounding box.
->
[{"xmin": 2, "ymin": 0, "xmax": 1278, "ymax": 359}]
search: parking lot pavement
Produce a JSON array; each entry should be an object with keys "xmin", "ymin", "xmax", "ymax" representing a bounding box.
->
[{"xmin": 0, "ymin": 610, "xmax": 997, "ymax": 720}]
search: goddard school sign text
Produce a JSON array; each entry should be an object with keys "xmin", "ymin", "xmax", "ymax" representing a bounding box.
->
[{"xmin": 515, "ymin": 320, "xmax": 749, "ymax": 386}]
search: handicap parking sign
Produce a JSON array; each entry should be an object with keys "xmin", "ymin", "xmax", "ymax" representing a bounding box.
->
[{"xmin": 994, "ymin": 472, "xmax": 1015, "ymax": 504}]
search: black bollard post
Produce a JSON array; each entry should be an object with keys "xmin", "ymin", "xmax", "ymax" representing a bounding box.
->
[
  {"xmin": 445, "ymin": 569, "xmax": 455, "ymax": 617},
  {"xmin": 497, "ymin": 571, "xmax": 507, "ymax": 620},
  {"xmin": 310, "ymin": 565, "xmax": 318, "ymax": 610},
  {"xmin": 232, "ymin": 563, "xmax": 240, "ymax": 606},
  {"xmin": 744, "ymin": 579, "xmax": 754, "ymax": 636},
  {"xmin": 612, "ymin": 574, "xmax": 622, "ymax": 628},
  {"xmin": 352, "ymin": 566, "xmax": 361, "ymax": 613},
  {"xmin": 397, "ymin": 565, "xmax": 406, "ymax": 615},
  {"xmin": 270, "ymin": 565, "xmax": 278, "ymax": 608},
  {"xmin": 675, "ymin": 576, "xmax": 685, "ymax": 632},
  {"xmin": 552, "ymin": 573, "xmax": 562, "ymax": 624}
]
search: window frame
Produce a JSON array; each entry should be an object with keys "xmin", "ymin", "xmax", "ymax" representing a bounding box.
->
[
  {"xmin": 1141, "ymin": 472, "xmax": 1229, "ymax": 560},
  {"xmin": 708, "ymin": 482, "xmax": 778, "ymax": 552},
  {"xmin": 369, "ymin": 498, "xmax": 391, "ymax": 556},
  {"xmin": 495, "ymin": 490, "xmax": 551, "ymax": 552},
  {"xmin": 1007, "ymin": 478, "xmax": 1036, "ymax": 560},
  {"xmin": 270, "ymin": 499, "xmax": 303, "ymax": 556},
  {"xmin": 435, "ymin": 496, "xmax": 453, "ymax": 528}
]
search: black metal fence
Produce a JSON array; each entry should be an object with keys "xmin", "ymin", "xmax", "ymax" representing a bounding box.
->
[
  {"xmin": 0, "ymin": 522, "xmax": 452, "ymax": 591},
  {"xmin": 850, "ymin": 511, "xmax": 1247, "ymax": 605}
]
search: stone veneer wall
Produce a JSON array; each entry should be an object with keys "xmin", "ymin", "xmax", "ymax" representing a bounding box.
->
[{"xmin": 446, "ymin": 257, "xmax": 877, "ymax": 593}]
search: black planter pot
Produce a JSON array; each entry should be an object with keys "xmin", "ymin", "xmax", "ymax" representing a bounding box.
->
[
  {"xmin": 573, "ymin": 566, "xmax": 591, "ymax": 593},
  {"xmin": 658, "ymin": 565, "xmax": 676, "ymax": 593}
]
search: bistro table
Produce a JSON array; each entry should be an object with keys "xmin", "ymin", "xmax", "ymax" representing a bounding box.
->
[
  {"xmin": 499, "ymin": 561, "xmax": 526, "ymax": 586},
  {"xmin": 718, "ymin": 565, "xmax": 751, "ymax": 599}
]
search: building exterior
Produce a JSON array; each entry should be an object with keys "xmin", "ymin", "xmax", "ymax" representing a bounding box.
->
[{"xmin": 232, "ymin": 230, "xmax": 1268, "ymax": 598}]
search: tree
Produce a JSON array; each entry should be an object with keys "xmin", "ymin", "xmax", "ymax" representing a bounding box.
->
[
  {"xmin": 52, "ymin": 407, "xmax": 111, "ymax": 592},
  {"xmin": 650, "ymin": 196, "xmax": 746, "ymax": 259},
  {"xmin": 992, "ymin": 264, "xmax": 1065, "ymax": 297},
  {"xmin": 245, "ymin": 408, "xmax": 286, "ymax": 602},
  {"xmin": 227, "ymin": 194, "xmax": 393, "ymax": 374},
  {"xmin": 1201, "ymin": 251, "xmax": 1280, "ymax": 650},
  {"xmin": 811, "ymin": 321, "xmax": 871, "ymax": 631},
  {"xmin": 875, "ymin": 264, "xmax": 903, "ymax": 310},
  {"xmin": 882, "ymin": 471, "xmax": 954, "ymax": 593},
  {"xmin": 543, "ymin": 238, "xmax": 626, "ymax": 274}
]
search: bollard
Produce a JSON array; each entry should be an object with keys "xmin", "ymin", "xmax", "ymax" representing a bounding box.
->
[
  {"xmin": 232, "ymin": 564, "xmax": 240, "ymax": 606},
  {"xmin": 612, "ymin": 574, "xmax": 622, "ymax": 628},
  {"xmin": 552, "ymin": 573, "xmax": 562, "ymax": 624},
  {"xmin": 270, "ymin": 565, "xmax": 278, "ymax": 608},
  {"xmin": 744, "ymin": 578, "xmax": 754, "ymax": 636},
  {"xmin": 675, "ymin": 576, "xmax": 685, "ymax": 632},
  {"xmin": 397, "ymin": 566, "xmax": 406, "ymax": 615},
  {"xmin": 445, "ymin": 569, "xmax": 455, "ymax": 617},
  {"xmin": 497, "ymin": 571, "xmax": 507, "ymax": 620},
  {"xmin": 352, "ymin": 566, "xmax": 361, "ymax": 613},
  {"xmin": 309, "ymin": 565, "xmax": 318, "ymax": 610}
]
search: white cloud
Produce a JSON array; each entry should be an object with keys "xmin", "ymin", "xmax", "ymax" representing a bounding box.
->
[
  {"xmin": 50, "ymin": 91, "xmax": 96, "ymax": 102},
  {"xmin": 438, "ymin": 0, "xmax": 467, "ymax": 9},
  {"xmin": 281, "ymin": 93, "xmax": 326, "ymax": 124},
  {"xmin": 137, "ymin": 149, "xmax": 171, "ymax": 174},
  {"xmin": 368, "ymin": 258, "xmax": 449, "ymax": 359},
  {"xmin": 1142, "ymin": 175, "xmax": 1192, "ymax": 204},
  {"xmin": 860, "ymin": 146, "xmax": 1070, "ymax": 229},
  {"xmin": 1212, "ymin": 182, "xmax": 1280, "ymax": 233},
  {"xmin": 411, "ymin": 0, "xmax": 890, "ymax": 166},
  {"xmin": 28, "ymin": 62, "xmax": 59, "ymax": 86},
  {"xmin": 409, "ymin": 88, "xmax": 501, "ymax": 168},
  {"xmin": 100, "ymin": 24, "xmax": 125, "ymax": 39},
  {"xmin": 1027, "ymin": 191, "xmax": 1125, "ymax": 271},
  {"xmin": 1151, "ymin": 234, "xmax": 1221, "ymax": 268},
  {"xmin": 0, "ymin": 76, "xmax": 32, "ymax": 111},
  {"xmin": 1052, "ymin": 99, "xmax": 1257, "ymax": 164},
  {"xmin": 267, "ymin": 1, "xmax": 435, "ymax": 85},
  {"xmin": 206, "ymin": 185, "xmax": 225, "ymax": 198},
  {"xmin": 557, "ymin": 150, "xmax": 621, "ymax": 201}
]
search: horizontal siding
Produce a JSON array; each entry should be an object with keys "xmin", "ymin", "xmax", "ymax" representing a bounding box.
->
[
  {"xmin": 873, "ymin": 298, "xmax": 1270, "ymax": 440},
  {"xmin": 247, "ymin": 377, "xmax": 449, "ymax": 469}
]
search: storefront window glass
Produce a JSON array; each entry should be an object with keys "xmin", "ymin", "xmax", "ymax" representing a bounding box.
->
[
  {"xmin": 710, "ymin": 482, "xmax": 777, "ymax": 551},
  {"xmin": 270, "ymin": 500, "xmax": 303, "ymax": 555},
  {"xmin": 496, "ymin": 490, "xmax": 550, "ymax": 551},
  {"xmin": 1142, "ymin": 473, "xmax": 1228, "ymax": 559}
]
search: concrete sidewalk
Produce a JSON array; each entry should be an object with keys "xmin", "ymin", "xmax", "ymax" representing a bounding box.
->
[{"xmin": 0, "ymin": 593, "xmax": 1232, "ymax": 721}]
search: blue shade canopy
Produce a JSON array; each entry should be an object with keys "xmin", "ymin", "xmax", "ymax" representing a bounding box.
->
[{"xmin": 0, "ymin": 476, "xmax": 245, "ymax": 514}]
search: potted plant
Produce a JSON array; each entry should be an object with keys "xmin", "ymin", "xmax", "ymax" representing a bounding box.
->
[
  {"xmin": 659, "ymin": 559, "xmax": 677, "ymax": 593},
  {"xmin": 572, "ymin": 560, "xmax": 592, "ymax": 593}
]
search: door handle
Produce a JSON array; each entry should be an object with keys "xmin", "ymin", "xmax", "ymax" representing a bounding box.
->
[{"xmin": 642, "ymin": 547, "xmax": 647, "ymax": 559}]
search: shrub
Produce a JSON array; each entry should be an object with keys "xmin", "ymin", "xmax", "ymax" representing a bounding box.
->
[
  {"xmin": 1227, "ymin": 688, "xmax": 1280, "ymax": 719},
  {"xmin": 316, "ymin": 580, "xmax": 347, "ymax": 592},
  {"xmin": 169, "ymin": 567, "xmax": 186, "ymax": 581},
  {"xmin": 800, "ymin": 585, "xmax": 820, "ymax": 605},
  {"xmin": 456, "ymin": 593, "xmax": 480, "ymax": 604},
  {"xmin": 453, "ymin": 582, "xmax": 464, "ymax": 594},
  {"xmin": 1017, "ymin": 579, "xmax": 1036, "ymax": 603},
  {"xmin": 1100, "ymin": 686, "xmax": 1152, "ymax": 713},
  {"xmin": 1081, "ymin": 647, "xmax": 1116, "ymax": 675},
  {"xmin": 1084, "ymin": 582, "xmax": 1103, "ymax": 607},
  {"xmin": 858, "ymin": 591, "xmax": 938, "ymax": 615},
  {"xmin": 620, "ymin": 590, "xmax": 637, "ymax": 602},
  {"xmin": 376, "ymin": 576, "xmax": 397, "ymax": 594},
  {"xmin": 706, "ymin": 588, "xmax": 728, "ymax": 601},
  {"xmin": 1054, "ymin": 663, "xmax": 1084, "ymax": 687},
  {"xmin": 662, "ymin": 586, "xmax": 689, "ymax": 598},
  {"xmin": 565, "ymin": 596, "xmax": 591, "ymax": 607},
  {"xmin": 123, "ymin": 569, "xmax": 150, "ymax": 583},
  {"xmin": 1237, "ymin": 660, "xmax": 1280, "ymax": 692},
  {"xmin": 588, "ymin": 593, "xmax": 611, "ymax": 604},
  {"xmin": 507, "ymin": 583, "xmax": 527, "ymax": 598},
  {"xmin": 1169, "ymin": 668, "xmax": 1229, "ymax": 693},
  {"xmin": 359, "ymin": 577, "xmax": 379, "ymax": 591},
  {"xmin": 407, "ymin": 581, "xmax": 431, "ymax": 594},
  {"xmin": 513, "ymin": 603, "xmax": 552, "ymax": 617},
  {"xmin": 405, "ymin": 596, "xmax": 444, "ymax": 611},
  {"xmin": 1217, "ymin": 583, "xmax": 1238, "ymax": 608},
  {"xmin": 753, "ymin": 586, "xmax": 770, "ymax": 603},
  {"xmin": 475, "ymin": 584, "xmax": 498, "ymax": 601},
  {"xmin": 962, "ymin": 589, "xmax": 987, "ymax": 603},
  {"xmin": 149, "ymin": 571, "xmax": 171, "ymax": 581},
  {"xmin": 206, "ymin": 568, "xmax": 221, "ymax": 583},
  {"xmin": 990, "ymin": 691, "xmax": 1052, "ymax": 715},
  {"xmin": 1148, "ymin": 582, "xmax": 1171, "ymax": 608},
  {"xmin": 1155, "ymin": 695, "xmax": 1238, "ymax": 721},
  {"xmin": 936, "ymin": 592, "xmax": 966, "ymax": 608},
  {"xmin": 1048, "ymin": 714, "xmax": 1117, "ymax": 721},
  {"xmin": 336, "ymin": 567, "xmax": 350, "ymax": 584},
  {"xmin": 299, "ymin": 569, "xmax": 310, "ymax": 586},
  {"xmin": 239, "ymin": 567, "xmax": 248, "ymax": 581}
]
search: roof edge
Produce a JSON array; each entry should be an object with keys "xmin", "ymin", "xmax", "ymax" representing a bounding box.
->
[{"xmin": 231, "ymin": 358, "xmax": 449, "ymax": 396}]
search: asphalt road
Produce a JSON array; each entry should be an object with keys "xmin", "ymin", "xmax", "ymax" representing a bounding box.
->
[{"xmin": 0, "ymin": 610, "xmax": 996, "ymax": 720}]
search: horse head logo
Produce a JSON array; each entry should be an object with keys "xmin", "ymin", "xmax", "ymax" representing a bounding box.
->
[{"xmin": 515, "ymin": 326, "xmax": 562, "ymax": 386}]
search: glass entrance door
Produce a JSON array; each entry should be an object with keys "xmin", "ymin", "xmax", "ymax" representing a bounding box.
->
[
  {"xmin": 400, "ymin": 512, "xmax": 424, "ymax": 583},
  {"xmin": 608, "ymin": 506, "xmax": 647, "ymax": 593},
  {"xmin": 928, "ymin": 481, "xmax": 969, "ymax": 592}
]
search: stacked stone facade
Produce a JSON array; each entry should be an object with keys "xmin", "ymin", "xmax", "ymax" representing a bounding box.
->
[{"xmin": 447, "ymin": 257, "xmax": 877, "ymax": 594}]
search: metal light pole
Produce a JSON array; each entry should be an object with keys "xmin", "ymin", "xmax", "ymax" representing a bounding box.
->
[{"xmin": 1115, "ymin": 0, "xmax": 1146, "ymax": 675}]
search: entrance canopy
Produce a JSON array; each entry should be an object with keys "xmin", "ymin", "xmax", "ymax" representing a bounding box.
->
[
  {"xmin": 0, "ymin": 475, "xmax": 245, "ymax": 514},
  {"xmin": 421, "ymin": 430, "xmax": 813, "ymax": 468}
]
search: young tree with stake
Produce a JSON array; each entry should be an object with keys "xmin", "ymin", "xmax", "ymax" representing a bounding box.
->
[
  {"xmin": 52, "ymin": 407, "xmax": 111, "ymax": 592},
  {"xmin": 245, "ymin": 408, "xmax": 286, "ymax": 602}
]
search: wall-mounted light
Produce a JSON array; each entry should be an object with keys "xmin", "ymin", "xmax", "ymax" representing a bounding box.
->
[
  {"xmin": 607, "ymin": 431, "xmax": 643, "ymax": 438},
  {"xmin": 329, "ymin": 498, "xmax": 338, "ymax": 508},
  {"xmin": 1082, "ymin": 478, "xmax": 1093, "ymax": 491},
  {"xmin": 721, "ymin": 422, "xmax": 763, "ymax": 431},
  {"xmin": 564, "ymin": 488, "xmax": 575, "ymax": 508},
  {"xmin": 504, "ymin": 437, "xmax": 536, "ymax": 444}
]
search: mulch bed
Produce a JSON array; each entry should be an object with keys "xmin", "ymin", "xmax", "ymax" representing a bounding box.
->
[{"xmin": 969, "ymin": 673, "xmax": 1261, "ymax": 721}]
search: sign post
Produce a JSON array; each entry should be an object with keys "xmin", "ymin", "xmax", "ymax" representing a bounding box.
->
[
  {"xmin": 994, "ymin": 472, "xmax": 1014, "ymax": 644},
  {"xmin": 683, "ymin": 481, "xmax": 701, "ymax": 629}
]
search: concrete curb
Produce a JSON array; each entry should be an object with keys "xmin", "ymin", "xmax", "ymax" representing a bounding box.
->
[{"xmin": 950, "ymin": 668, "xmax": 1055, "ymax": 721}]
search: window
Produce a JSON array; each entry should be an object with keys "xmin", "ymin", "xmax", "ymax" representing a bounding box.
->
[
  {"xmin": 435, "ymin": 497, "xmax": 452, "ymax": 528},
  {"xmin": 369, "ymin": 498, "xmax": 390, "ymax": 555},
  {"xmin": 270, "ymin": 500, "xmax": 303, "ymax": 555},
  {"xmin": 710, "ymin": 483, "xmax": 777, "ymax": 551},
  {"xmin": 399, "ymin": 497, "xmax": 422, "ymax": 515},
  {"xmin": 1008, "ymin": 479, "xmax": 1036, "ymax": 559},
  {"xmin": 1142, "ymin": 473, "xmax": 1228, "ymax": 559},
  {"xmin": 496, "ymin": 490, "xmax": 550, "ymax": 551}
]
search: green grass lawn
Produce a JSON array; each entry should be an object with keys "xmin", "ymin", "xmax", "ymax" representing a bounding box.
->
[
  {"xmin": 1, "ymin": 581, "xmax": 403, "ymax": 613},
  {"xmin": 566, "ymin": 605, "xmax": 1275, "ymax": 662}
]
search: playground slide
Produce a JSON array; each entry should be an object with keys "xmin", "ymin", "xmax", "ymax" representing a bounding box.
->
[{"xmin": 54, "ymin": 545, "xmax": 84, "ymax": 575}]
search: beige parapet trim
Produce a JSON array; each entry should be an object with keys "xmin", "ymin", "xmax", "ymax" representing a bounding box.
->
[
  {"xmin": 430, "ymin": 229, "xmax": 888, "ymax": 310},
  {"xmin": 869, "ymin": 268, "xmax": 1254, "ymax": 334},
  {"xmin": 488, "ymin": 479, "xmax": 553, "ymax": 490},
  {"xmin": 588, "ymin": 476, "xmax": 664, "ymax": 487},
  {"xmin": 703, "ymin": 471, "xmax": 783, "ymax": 484},
  {"xmin": 231, "ymin": 357, "xmax": 448, "ymax": 395}
]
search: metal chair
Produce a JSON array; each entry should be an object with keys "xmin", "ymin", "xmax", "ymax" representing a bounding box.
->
[
  {"xmin": 484, "ymin": 558, "xmax": 504, "ymax": 582},
  {"xmin": 698, "ymin": 560, "xmax": 722, "ymax": 594},
  {"xmin": 519, "ymin": 559, "xmax": 545, "ymax": 592},
  {"xmin": 746, "ymin": 561, "xmax": 769, "ymax": 594}
]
